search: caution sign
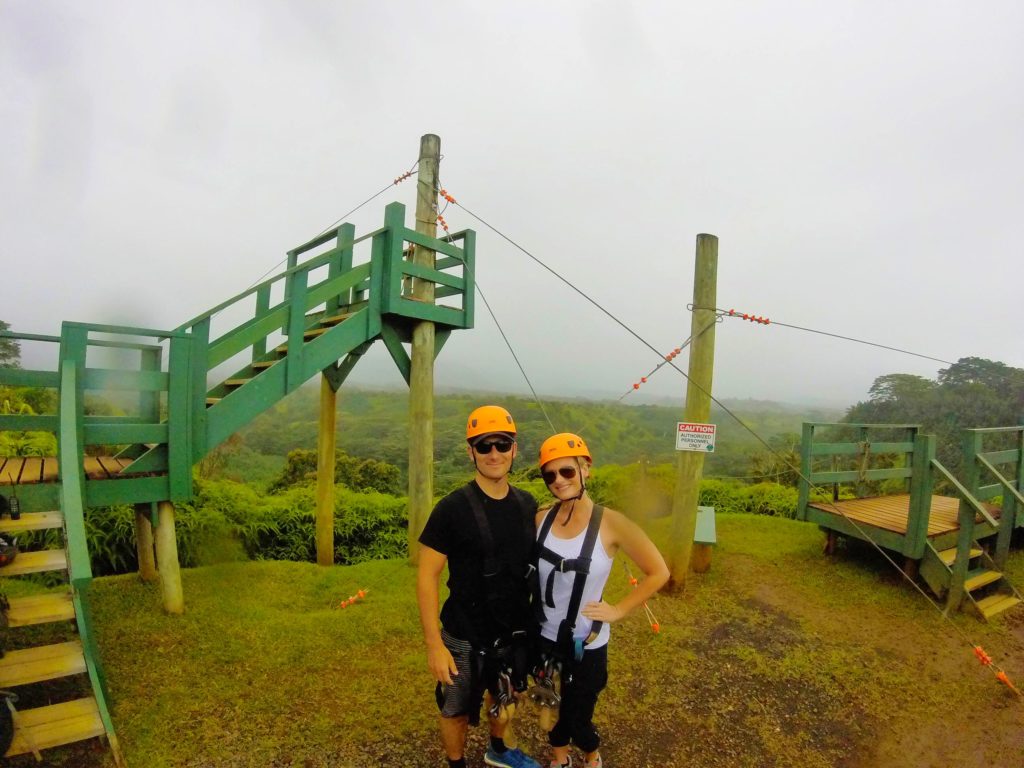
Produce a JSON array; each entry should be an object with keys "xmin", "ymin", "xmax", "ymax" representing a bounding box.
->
[{"xmin": 676, "ymin": 422, "xmax": 716, "ymax": 453}]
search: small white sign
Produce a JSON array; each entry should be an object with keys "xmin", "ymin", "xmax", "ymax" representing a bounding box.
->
[{"xmin": 676, "ymin": 422, "xmax": 717, "ymax": 453}]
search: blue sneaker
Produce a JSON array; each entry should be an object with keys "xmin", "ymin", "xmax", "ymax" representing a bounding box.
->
[{"xmin": 484, "ymin": 747, "xmax": 542, "ymax": 768}]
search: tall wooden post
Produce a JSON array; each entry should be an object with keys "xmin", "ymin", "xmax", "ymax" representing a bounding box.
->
[
  {"xmin": 316, "ymin": 374, "xmax": 337, "ymax": 566},
  {"xmin": 155, "ymin": 500, "xmax": 184, "ymax": 614},
  {"xmin": 407, "ymin": 133, "xmax": 440, "ymax": 564},
  {"xmin": 668, "ymin": 234, "xmax": 718, "ymax": 590}
]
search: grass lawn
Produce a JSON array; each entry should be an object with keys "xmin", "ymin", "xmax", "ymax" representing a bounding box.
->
[{"xmin": 7, "ymin": 516, "xmax": 1024, "ymax": 767}]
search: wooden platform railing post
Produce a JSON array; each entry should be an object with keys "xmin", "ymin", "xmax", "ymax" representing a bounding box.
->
[
  {"xmin": 155, "ymin": 500, "xmax": 184, "ymax": 614},
  {"xmin": 133, "ymin": 502, "xmax": 158, "ymax": 583},
  {"xmin": 796, "ymin": 422, "xmax": 814, "ymax": 521},
  {"xmin": 906, "ymin": 432, "xmax": 933, "ymax": 559},
  {"xmin": 316, "ymin": 374, "xmax": 337, "ymax": 567}
]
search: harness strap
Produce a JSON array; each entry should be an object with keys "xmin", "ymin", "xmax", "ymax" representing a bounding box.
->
[{"xmin": 536, "ymin": 502, "xmax": 605, "ymax": 659}]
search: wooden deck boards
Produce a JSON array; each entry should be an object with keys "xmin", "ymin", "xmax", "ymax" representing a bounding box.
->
[
  {"xmin": 0, "ymin": 456, "xmax": 134, "ymax": 486},
  {"xmin": 808, "ymin": 494, "xmax": 1000, "ymax": 538}
]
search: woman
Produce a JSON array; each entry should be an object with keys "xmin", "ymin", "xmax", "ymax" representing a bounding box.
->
[{"xmin": 533, "ymin": 433, "xmax": 669, "ymax": 768}]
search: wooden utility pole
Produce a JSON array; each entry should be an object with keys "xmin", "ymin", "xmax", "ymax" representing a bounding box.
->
[
  {"xmin": 407, "ymin": 133, "xmax": 440, "ymax": 564},
  {"xmin": 133, "ymin": 502, "xmax": 158, "ymax": 582},
  {"xmin": 315, "ymin": 374, "xmax": 337, "ymax": 566},
  {"xmin": 667, "ymin": 234, "xmax": 718, "ymax": 590}
]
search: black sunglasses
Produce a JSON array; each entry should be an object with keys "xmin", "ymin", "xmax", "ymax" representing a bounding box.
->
[
  {"xmin": 542, "ymin": 466, "xmax": 577, "ymax": 484},
  {"xmin": 474, "ymin": 439, "xmax": 514, "ymax": 454}
]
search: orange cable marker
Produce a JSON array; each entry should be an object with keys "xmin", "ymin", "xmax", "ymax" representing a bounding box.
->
[
  {"xmin": 974, "ymin": 646, "xmax": 992, "ymax": 666},
  {"xmin": 996, "ymin": 671, "xmax": 1021, "ymax": 696}
]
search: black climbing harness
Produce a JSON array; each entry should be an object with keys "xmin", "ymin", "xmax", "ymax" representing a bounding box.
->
[{"xmin": 535, "ymin": 502, "xmax": 605, "ymax": 661}]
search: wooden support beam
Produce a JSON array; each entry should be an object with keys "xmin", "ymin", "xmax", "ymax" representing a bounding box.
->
[
  {"xmin": 133, "ymin": 503, "xmax": 158, "ymax": 583},
  {"xmin": 316, "ymin": 374, "xmax": 337, "ymax": 567},
  {"xmin": 156, "ymin": 501, "xmax": 184, "ymax": 614}
]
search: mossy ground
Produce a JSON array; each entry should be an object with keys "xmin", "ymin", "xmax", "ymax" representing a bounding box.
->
[{"xmin": 6, "ymin": 516, "xmax": 1024, "ymax": 767}]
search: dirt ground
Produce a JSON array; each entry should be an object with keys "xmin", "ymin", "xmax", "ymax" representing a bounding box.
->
[{"xmin": 10, "ymin": 530, "xmax": 1024, "ymax": 768}]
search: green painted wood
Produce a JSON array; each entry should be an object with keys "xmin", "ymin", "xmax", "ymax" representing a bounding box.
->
[
  {"xmin": 252, "ymin": 285, "xmax": 271, "ymax": 361},
  {"xmin": 285, "ymin": 269, "xmax": 308, "ymax": 393},
  {"xmin": 299, "ymin": 309, "xmax": 377, "ymax": 379},
  {"xmin": 57, "ymin": 359, "xmax": 90, "ymax": 582},
  {"xmin": 979, "ymin": 449, "xmax": 1020, "ymax": 465},
  {"xmin": 380, "ymin": 203, "xmax": 407, "ymax": 316},
  {"xmin": 379, "ymin": 323, "xmax": 411, "ymax": 385},
  {"xmin": 84, "ymin": 424, "xmax": 168, "ymax": 444},
  {"xmin": 399, "ymin": 226, "xmax": 468, "ymax": 260},
  {"xmin": 398, "ymin": 260, "xmax": 466, "ymax": 291},
  {"xmin": 207, "ymin": 306, "xmax": 289, "ymax": 368},
  {"xmin": 804, "ymin": 506, "xmax": 910, "ymax": 553},
  {"xmin": 326, "ymin": 223, "xmax": 355, "ymax": 316},
  {"xmin": 796, "ymin": 423, "xmax": 814, "ymax": 521},
  {"xmin": 0, "ymin": 331, "xmax": 60, "ymax": 344},
  {"xmin": 303, "ymin": 263, "xmax": 372, "ymax": 313},
  {"xmin": 121, "ymin": 445, "xmax": 168, "ymax": 475},
  {"xmin": 82, "ymin": 369, "xmax": 168, "ymax": 392},
  {"xmin": 809, "ymin": 441, "xmax": 915, "ymax": 456},
  {"xmin": 0, "ymin": 369, "xmax": 59, "ymax": 388},
  {"xmin": 139, "ymin": 346, "xmax": 162, "ymax": 426},
  {"xmin": 322, "ymin": 342, "xmax": 373, "ymax": 391},
  {"xmin": 435, "ymin": 255, "xmax": 465, "ymax": 271},
  {"xmin": 206, "ymin": 364, "xmax": 288, "ymax": 452},
  {"xmin": 458, "ymin": 229, "xmax": 474, "ymax": 329},
  {"xmin": 84, "ymin": 475, "xmax": 171, "ymax": 507},
  {"xmin": 976, "ymin": 453, "xmax": 1024, "ymax": 566},
  {"xmin": 0, "ymin": 415, "xmax": 58, "ymax": 431},
  {"xmin": 71, "ymin": 580, "xmax": 119, "ymax": 748},
  {"xmin": 811, "ymin": 468, "xmax": 912, "ymax": 483},
  {"xmin": 189, "ymin": 319, "xmax": 210, "ymax": 467},
  {"xmin": 694, "ymin": 506, "xmax": 716, "ymax": 544},
  {"xmin": 931, "ymin": 459, "xmax": 998, "ymax": 528},
  {"xmin": 906, "ymin": 434, "xmax": 935, "ymax": 559},
  {"xmin": 434, "ymin": 329, "xmax": 451, "ymax": 360},
  {"xmin": 0, "ymin": 482, "xmax": 59, "ymax": 515},
  {"xmin": 166, "ymin": 336, "xmax": 192, "ymax": 502}
]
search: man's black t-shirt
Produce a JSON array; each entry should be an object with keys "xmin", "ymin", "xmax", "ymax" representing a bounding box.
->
[{"xmin": 419, "ymin": 481, "xmax": 538, "ymax": 646}]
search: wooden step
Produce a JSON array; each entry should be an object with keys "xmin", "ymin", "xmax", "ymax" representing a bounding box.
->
[
  {"xmin": 0, "ymin": 640, "xmax": 86, "ymax": 687},
  {"xmin": 223, "ymin": 378, "xmax": 251, "ymax": 388},
  {"xmin": 252, "ymin": 360, "xmax": 276, "ymax": 370},
  {"xmin": 975, "ymin": 593, "xmax": 1022, "ymax": 620},
  {"xmin": 7, "ymin": 591, "xmax": 76, "ymax": 627},
  {"xmin": 937, "ymin": 546, "xmax": 982, "ymax": 567},
  {"xmin": 320, "ymin": 311, "xmax": 354, "ymax": 326},
  {"xmin": 964, "ymin": 569, "xmax": 1003, "ymax": 592},
  {"xmin": 303, "ymin": 327, "xmax": 330, "ymax": 340},
  {"xmin": 205, "ymin": 397, "xmax": 221, "ymax": 407},
  {"xmin": 0, "ymin": 549, "xmax": 67, "ymax": 577},
  {"xmin": 0, "ymin": 511, "xmax": 64, "ymax": 535},
  {"xmin": 5, "ymin": 696, "xmax": 105, "ymax": 757}
]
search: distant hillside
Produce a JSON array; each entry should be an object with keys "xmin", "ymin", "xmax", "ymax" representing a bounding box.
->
[{"xmin": 231, "ymin": 386, "xmax": 841, "ymax": 488}]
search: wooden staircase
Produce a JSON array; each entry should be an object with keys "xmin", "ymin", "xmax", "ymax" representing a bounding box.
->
[
  {"xmin": 921, "ymin": 540, "xmax": 1023, "ymax": 620},
  {"xmin": 0, "ymin": 511, "xmax": 113, "ymax": 760}
]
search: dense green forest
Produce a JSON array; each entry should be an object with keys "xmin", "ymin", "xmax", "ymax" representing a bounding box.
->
[{"xmin": 3, "ymin": 320, "xmax": 1022, "ymax": 577}]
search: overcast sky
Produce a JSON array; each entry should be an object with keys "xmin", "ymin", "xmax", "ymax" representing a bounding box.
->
[{"xmin": 2, "ymin": 1, "xmax": 1021, "ymax": 410}]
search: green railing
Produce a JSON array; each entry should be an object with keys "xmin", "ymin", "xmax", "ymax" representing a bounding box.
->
[{"xmin": 961, "ymin": 426, "xmax": 1024, "ymax": 569}]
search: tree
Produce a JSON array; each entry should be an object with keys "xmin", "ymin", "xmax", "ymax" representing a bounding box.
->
[
  {"xmin": 867, "ymin": 373, "xmax": 935, "ymax": 403},
  {"xmin": 0, "ymin": 321, "xmax": 20, "ymax": 369}
]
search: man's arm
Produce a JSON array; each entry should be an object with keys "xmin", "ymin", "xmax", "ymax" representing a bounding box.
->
[{"xmin": 416, "ymin": 544, "xmax": 459, "ymax": 685}]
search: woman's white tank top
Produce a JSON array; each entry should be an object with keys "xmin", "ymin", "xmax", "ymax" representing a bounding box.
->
[{"xmin": 536, "ymin": 515, "xmax": 614, "ymax": 649}]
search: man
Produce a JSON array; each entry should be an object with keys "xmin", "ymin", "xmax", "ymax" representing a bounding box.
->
[{"xmin": 417, "ymin": 405, "xmax": 541, "ymax": 768}]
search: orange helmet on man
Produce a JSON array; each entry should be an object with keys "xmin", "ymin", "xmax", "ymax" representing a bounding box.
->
[{"xmin": 466, "ymin": 405, "xmax": 516, "ymax": 444}]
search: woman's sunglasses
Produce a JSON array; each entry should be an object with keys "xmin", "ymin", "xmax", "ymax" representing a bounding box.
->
[
  {"xmin": 542, "ymin": 466, "xmax": 578, "ymax": 485},
  {"xmin": 473, "ymin": 439, "xmax": 514, "ymax": 454}
]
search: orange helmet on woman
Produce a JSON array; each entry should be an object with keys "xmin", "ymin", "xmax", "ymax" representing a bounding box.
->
[
  {"xmin": 538, "ymin": 433, "xmax": 591, "ymax": 467},
  {"xmin": 466, "ymin": 405, "xmax": 516, "ymax": 443}
]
